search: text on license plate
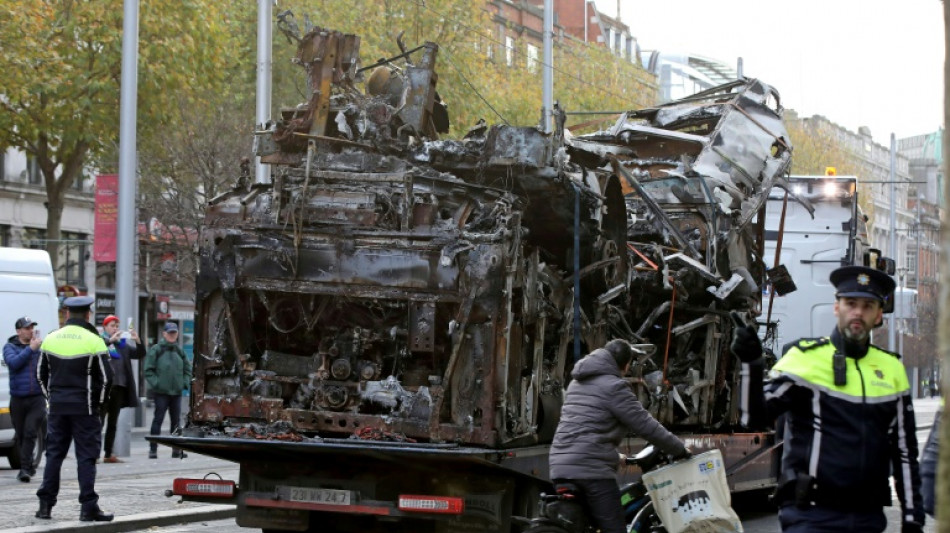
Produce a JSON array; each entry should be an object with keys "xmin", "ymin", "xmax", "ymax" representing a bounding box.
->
[{"xmin": 286, "ymin": 487, "xmax": 352, "ymax": 505}]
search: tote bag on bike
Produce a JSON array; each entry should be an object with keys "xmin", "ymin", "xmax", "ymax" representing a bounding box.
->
[{"xmin": 640, "ymin": 449, "xmax": 743, "ymax": 533}]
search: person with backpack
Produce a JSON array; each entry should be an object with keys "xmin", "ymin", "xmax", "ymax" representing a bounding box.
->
[{"xmin": 144, "ymin": 322, "xmax": 191, "ymax": 459}]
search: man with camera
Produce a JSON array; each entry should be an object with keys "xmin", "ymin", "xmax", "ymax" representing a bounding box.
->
[{"xmin": 2, "ymin": 316, "xmax": 47, "ymax": 482}]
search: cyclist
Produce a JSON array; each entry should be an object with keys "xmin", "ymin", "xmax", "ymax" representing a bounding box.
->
[{"xmin": 549, "ymin": 339, "xmax": 690, "ymax": 533}]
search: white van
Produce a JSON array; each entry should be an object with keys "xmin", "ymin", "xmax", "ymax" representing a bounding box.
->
[{"xmin": 0, "ymin": 246, "xmax": 59, "ymax": 469}]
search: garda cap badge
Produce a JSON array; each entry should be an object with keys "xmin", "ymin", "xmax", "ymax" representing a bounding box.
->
[{"xmin": 830, "ymin": 266, "xmax": 896, "ymax": 303}]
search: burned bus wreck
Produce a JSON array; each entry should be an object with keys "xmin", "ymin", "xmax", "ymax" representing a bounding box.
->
[
  {"xmin": 159, "ymin": 26, "xmax": 791, "ymax": 532},
  {"xmin": 568, "ymin": 79, "xmax": 795, "ymax": 430}
]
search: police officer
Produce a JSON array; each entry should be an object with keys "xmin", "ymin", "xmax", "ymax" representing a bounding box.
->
[
  {"xmin": 35, "ymin": 296, "xmax": 115, "ymax": 522},
  {"xmin": 732, "ymin": 265, "xmax": 924, "ymax": 533}
]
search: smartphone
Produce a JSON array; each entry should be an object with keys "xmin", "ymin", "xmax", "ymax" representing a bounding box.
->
[
  {"xmin": 33, "ymin": 328, "xmax": 40, "ymax": 339},
  {"xmin": 128, "ymin": 317, "xmax": 134, "ymax": 331}
]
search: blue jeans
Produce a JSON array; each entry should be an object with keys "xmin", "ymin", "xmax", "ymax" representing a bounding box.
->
[{"xmin": 149, "ymin": 393, "xmax": 181, "ymax": 453}]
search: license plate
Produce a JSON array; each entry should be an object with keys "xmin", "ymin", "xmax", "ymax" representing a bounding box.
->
[{"xmin": 285, "ymin": 486, "xmax": 352, "ymax": 505}]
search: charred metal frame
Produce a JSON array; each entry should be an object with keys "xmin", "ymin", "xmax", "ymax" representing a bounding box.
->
[{"xmin": 189, "ymin": 27, "xmax": 793, "ymax": 448}]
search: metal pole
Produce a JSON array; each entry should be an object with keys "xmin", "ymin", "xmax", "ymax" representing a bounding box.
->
[
  {"xmin": 898, "ymin": 270, "xmax": 904, "ymax": 357},
  {"xmin": 114, "ymin": 0, "xmax": 140, "ymax": 457},
  {"xmin": 542, "ymin": 0, "xmax": 553, "ymax": 133},
  {"xmin": 888, "ymin": 133, "xmax": 897, "ymax": 352},
  {"xmin": 915, "ymin": 195, "xmax": 921, "ymax": 336},
  {"xmin": 255, "ymin": 0, "xmax": 273, "ymax": 184},
  {"xmin": 583, "ymin": 0, "xmax": 588, "ymax": 43}
]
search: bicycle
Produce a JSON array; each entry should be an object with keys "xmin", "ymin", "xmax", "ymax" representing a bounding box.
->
[{"xmin": 517, "ymin": 445, "xmax": 672, "ymax": 533}]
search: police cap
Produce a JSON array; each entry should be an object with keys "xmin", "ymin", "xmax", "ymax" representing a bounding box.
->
[
  {"xmin": 63, "ymin": 295, "xmax": 95, "ymax": 312},
  {"xmin": 830, "ymin": 266, "xmax": 896, "ymax": 303}
]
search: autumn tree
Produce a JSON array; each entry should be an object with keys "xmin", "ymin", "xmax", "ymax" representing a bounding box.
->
[
  {"xmin": 133, "ymin": 90, "xmax": 256, "ymax": 288},
  {"xmin": 0, "ymin": 1, "xmax": 242, "ymax": 276}
]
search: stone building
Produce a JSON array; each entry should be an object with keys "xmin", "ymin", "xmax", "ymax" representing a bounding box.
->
[{"xmin": 0, "ymin": 147, "xmax": 96, "ymax": 293}]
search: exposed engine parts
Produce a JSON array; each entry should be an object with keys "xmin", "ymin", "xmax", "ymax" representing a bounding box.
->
[{"xmin": 191, "ymin": 26, "xmax": 791, "ymax": 446}]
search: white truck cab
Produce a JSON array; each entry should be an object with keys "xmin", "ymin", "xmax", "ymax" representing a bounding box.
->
[{"xmin": 762, "ymin": 175, "xmax": 888, "ymax": 354}]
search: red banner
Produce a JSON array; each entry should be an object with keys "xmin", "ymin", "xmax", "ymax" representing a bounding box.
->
[{"xmin": 94, "ymin": 174, "xmax": 119, "ymax": 262}]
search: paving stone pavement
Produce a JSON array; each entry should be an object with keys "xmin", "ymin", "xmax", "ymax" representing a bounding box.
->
[{"xmin": 0, "ymin": 427, "xmax": 237, "ymax": 533}]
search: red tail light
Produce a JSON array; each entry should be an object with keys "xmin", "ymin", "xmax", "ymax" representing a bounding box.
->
[
  {"xmin": 172, "ymin": 477, "xmax": 236, "ymax": 498},
  {"xmin": 397, "ymin": 495, "xmax": 464, "ymax": 514}
]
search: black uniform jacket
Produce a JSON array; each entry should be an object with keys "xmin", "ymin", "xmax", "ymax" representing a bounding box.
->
[{"xmin": 740, "ymin": 328, "xmax": 924, "ymax": 525}]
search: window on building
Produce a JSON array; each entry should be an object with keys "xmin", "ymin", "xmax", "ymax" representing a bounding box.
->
[
  {"xmin": 21, "ymin": 228, "xmax": 88, "ymax": 287},
  {"xmin": 0, "ymin": 150, "xmax": 5, "ymax": 181},
  {"xmin": 22, "ymin": 227, "xmax": 47, "ymax": 249},
  {"xmin": 0, "ymin": 225, "xmax": 9, "ymax": 247},
  {"xmin": 906, "ymin": 248, "xmax": 918, "ymax": 287},
  {"xmin": 526, "ymin": 43, "xmax": 538, "ymax": 71},
  {"xmin": 505, "ymin": 36, "xmax": 514, "ymax": 67},
  {"xmin": 26, "ymin": 156, "xmax": 42, "ymax": 185},
  {"xmin": 614, "ymin": 30, "xmax": 621, "ymax": 53},
  {"xmin": 59, "ymin": 231, "xmax": 88, "ymax": 287}
]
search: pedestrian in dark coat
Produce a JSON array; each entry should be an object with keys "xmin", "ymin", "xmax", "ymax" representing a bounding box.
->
[
  {"xmin": 549, "ymin": 339, "xmax": 689, "ymax": 533},
  {"xmin": 35, "ymin": 296, "xmax": 115, "ymax": 522},
  {"xmin": 2, "ymin": 317, "xmax": 47, "ymax": 482},
  {"xmin": 99, "ymin": 315, "xmax": 145, "ymax": 463},
  {"xmin": 144, "ymin": 322, "xmax": 191, "ymax": 459}
]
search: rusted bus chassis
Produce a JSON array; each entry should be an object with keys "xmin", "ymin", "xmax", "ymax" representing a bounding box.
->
[{"xmin": 156, "ymin": 26, "xmax": 791, "ymax": 532}]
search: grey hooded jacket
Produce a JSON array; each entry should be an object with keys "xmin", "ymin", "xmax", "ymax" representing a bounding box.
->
[{"xmin": 549, "ymin": 348, "xmax": 686, "ymax": 479}]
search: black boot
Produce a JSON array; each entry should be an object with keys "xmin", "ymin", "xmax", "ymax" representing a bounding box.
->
[
  {"xmin": 35, "ymin": 501, "xmax": 52, "ymax": 519},
  {"xmin": 171, "ymin": 449, "xmax": 187, "ymax": 459},
  {"xmin": 16, "ymin": 470, "xmax": 30, "ymax": 482},
  {"xmin": 79, "ymin": 506, "xmax": 114, "ymax": 522}
]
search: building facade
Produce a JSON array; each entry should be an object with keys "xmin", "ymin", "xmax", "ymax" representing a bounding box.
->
[
  {"xmin": 0, "ymin": 147, "xmax": 96, "ymax": 293},
  {"xmin": 898, "ymin": 129, "xmax": 944, "ymax": 392}
]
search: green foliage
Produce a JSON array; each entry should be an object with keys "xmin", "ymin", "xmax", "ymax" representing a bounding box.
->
[
  {"xmin": 0, "ymin": 1, "xmax": 241, "ymax": 163},
  {"xmin": 0, "ymin": 0, "xmax": 249, "ymax": 275}
]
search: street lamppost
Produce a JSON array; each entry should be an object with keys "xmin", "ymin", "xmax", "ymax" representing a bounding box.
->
[{"xmin": 897, "ymin": 267, "xmax": 907, "ymax": 359}]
